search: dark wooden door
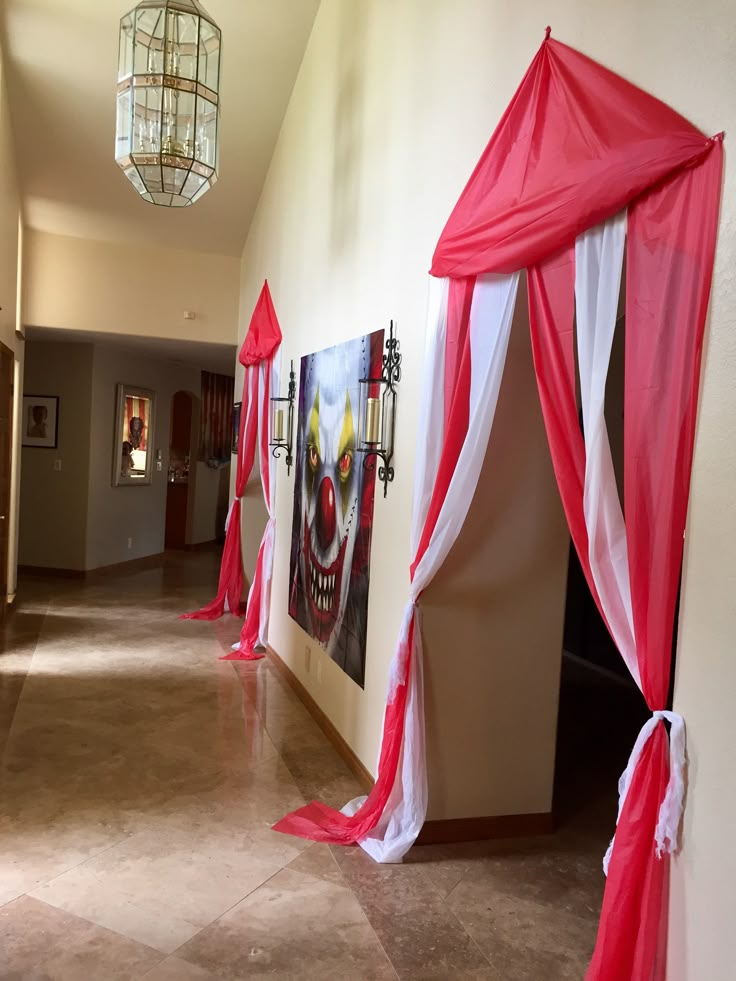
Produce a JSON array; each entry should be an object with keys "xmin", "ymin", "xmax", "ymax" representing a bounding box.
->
[{"xmin": 0, "ymin": 344, "xmax": 14, "ymax": 618}]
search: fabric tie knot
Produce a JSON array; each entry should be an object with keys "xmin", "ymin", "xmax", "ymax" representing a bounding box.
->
[
  {"xmin": 544, "ymin": 25, "xmax": 552, "ymax": 40},
  {"xmin": 603, "ymin": 709, "xmax": 686, "ymax": 875}
]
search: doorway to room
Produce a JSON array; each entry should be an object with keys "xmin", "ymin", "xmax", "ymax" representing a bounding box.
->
[
  {"xmin": 0, "ymin": 343, "xmax": 14, "ymax": 619},
  {"xmin": 165, "ymin": 389, "xmax": 196, "ymax": 550}
]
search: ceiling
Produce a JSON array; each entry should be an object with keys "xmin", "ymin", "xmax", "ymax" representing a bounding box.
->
[
  {"xmin": 26, "ymin": 325, "xmax": 237, "ymax": 375},
  {"xmin": 0, "ymin": 0, "xmax": 320, "ymax": 256}
]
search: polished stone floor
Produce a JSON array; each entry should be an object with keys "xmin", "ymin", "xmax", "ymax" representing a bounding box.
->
[{"xmin": 0, "ymin": 550, "xmax": 641, "ymax": 980}]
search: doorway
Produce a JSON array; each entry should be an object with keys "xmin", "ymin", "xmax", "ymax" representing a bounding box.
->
[
  {"xmin": 165, "ymin": 390, "xmax": 195, "ymax": 550},
  {"xmin": 0, "ymin": 343, "xmax": 14, "ymax": 618}
]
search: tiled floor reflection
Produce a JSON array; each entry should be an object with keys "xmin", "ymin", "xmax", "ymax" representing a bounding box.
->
[{"xmin": 0, "ymin": 550, "xmax": 630, "ymax": 979}]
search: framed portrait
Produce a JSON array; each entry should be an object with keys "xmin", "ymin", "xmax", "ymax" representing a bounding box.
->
[
  {"xmin": 232, "ymin": 401, "xmax": 242, "ymax": 454},
  {"xmin": 113, "ymin": 384, "xmax": 156, "ymax": 486},
  {"xmin": 22, "ymin": 395, "xmax": 59, "ymax": 449}
]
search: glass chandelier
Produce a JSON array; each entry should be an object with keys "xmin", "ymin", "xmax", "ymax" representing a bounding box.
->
[{"xmin": 115, "ymin": 0, "xmax": 221, "ymax": 208}]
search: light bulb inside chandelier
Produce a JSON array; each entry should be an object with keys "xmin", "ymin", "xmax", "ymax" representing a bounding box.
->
[{"xmin": 115, "ymin": 0, "xmax": 221, "ymax": 208}]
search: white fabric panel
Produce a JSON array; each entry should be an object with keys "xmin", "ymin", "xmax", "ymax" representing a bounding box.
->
[
  {"xmin": 575, "ymin": 214, "xmax": 685, "ymax": 874},
  {"xmin": 575, "ymin": 211, "xmax": 640, "ymax": 688},
  {"xmin": 408, "ymin": 272, "xmax": 520, "ymax": 608},
  {"xmin": 257, "ymin": 356, "xmax": 280, "ymax": 646},
  {"xmin": 348, "ymin": 272, "xmax": 520, "ymax": 864}
]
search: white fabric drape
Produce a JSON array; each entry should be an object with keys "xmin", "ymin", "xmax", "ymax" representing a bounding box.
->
[
  {"xmin": 575, "ymin": 211, "xmax": 639, "ymax": 687},
  {"xmin": 345, "ymin": 272, "xmax": 520, "ymax": 863},
  {"xmin": 257, "ymin": 356, "xmax": 280, "ymax": 647},
  {"xmin": 574, "ymin": 214, "xmax": 685, "ymax": 873}
]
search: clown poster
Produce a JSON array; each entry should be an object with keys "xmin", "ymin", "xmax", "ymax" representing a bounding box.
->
[{"xmin": 288, "ymin": 329, "xmax": 383, "ymax": 688}]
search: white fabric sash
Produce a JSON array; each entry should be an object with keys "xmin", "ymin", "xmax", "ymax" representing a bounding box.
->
[{"xmin": 576, "ymin": 214, "xmax": 685, "ymax": 873}]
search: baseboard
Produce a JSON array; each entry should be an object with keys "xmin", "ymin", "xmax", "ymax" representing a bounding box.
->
[
  {"xmin": 266, "ymin": 644, "xmax": 374, "ymax": 794},
  {"xmin": 18, "ymin": 565, "xmax": 86, "ymax": 579},
  {"xmin": 183, "ymin": 540, "xmax": 221, "ymax": 552},
  {"xmin": 264, "ymin": 643, "xmax": 554, "ymax": 847},
  {"xmin": 19, "ymin": 552, "xmax": 167, "ymax": 581},
  {"xmin": 416, "ymin": 811, "xmax": 554, "ymax": 845},
  {"xmin": 86, "ymin": 552, "xmax": 167, "ymax": 579}
]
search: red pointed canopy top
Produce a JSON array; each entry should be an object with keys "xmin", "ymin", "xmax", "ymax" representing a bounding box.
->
[
  {"xmin": 431, "ymin": 37, "xmax": 716, "ymax": 278},
  {"xmin": 239, "ymin": 280, "xmax": 283, "ymax": 367}
]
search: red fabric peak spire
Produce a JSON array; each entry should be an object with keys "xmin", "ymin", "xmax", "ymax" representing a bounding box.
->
[
  {"xmin": 431, "ymin": 38, "xmax": 713, "ymax": 278},
  {"xmin": 239, "ymin": 280, "xmax": 283, "ymax": 367}
]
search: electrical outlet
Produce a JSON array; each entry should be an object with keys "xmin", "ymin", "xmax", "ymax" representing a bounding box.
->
[
  {"xmin": 305, "ymin": 645, "xmax": 312, "ymax": 672},
  {"xmin": 53, "ymin": 459, "xmax": 62, "ymax": 472},
  {"xmin": 127, "ymin": 537, "xmax": 133, "ymax": 550}
]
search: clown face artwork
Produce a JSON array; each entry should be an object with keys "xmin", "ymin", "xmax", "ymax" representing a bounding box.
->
[{"xmin": 288, "ymin": 330, "xmax": 383, "ymax": 688}]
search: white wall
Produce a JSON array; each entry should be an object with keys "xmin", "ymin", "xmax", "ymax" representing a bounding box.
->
[
  {"xmin": 23, "ymin": 230, "xmax": 240, "ymax": 346},
  {"xmin": 19, "ymin": 341, "xmax": 93, "ymax": 571},
  {"xmin": 85, "ymin": 345, "xmax": 203, "ymax": 570},
  {"xmin": 0, "ymin": 39, "xmax": 25, "ymax": 599},
  {"xmin": 235, "ymin": 1, "xmax": 735, "ymax": 972},
  {"xmin": 189, "ymin": 461, "xmax": 230, "ymax": 546}
]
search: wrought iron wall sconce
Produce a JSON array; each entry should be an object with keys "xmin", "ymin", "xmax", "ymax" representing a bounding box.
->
[
  {"xmin": 270, "ymin": 360, "xmax": 296, "ymax": 475},
  {"xmin": 357, "ymin": 320, "xmax": 402, "ymax": 498}
]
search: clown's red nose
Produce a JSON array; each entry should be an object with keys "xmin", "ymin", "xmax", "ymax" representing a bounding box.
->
[{"xmin": 315, "ymin": 477, "xmax": 337, "ymax": 551}]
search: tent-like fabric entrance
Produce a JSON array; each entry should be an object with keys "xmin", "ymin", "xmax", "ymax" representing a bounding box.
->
[
  {"xmin": 274, "ymin": 32, "xmax": 723, "ymax": 980},
  {"xmin": 182, "ymin": 281, "xmax": 282, "ymax": 664}
]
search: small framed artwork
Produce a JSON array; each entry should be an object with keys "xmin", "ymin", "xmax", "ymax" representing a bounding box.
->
[
  {"xmin": 232, "ymin": 401, "xmax": 242, "ymax": 454},
  {"xmin": 22, "ymin": 395, "xmax": 59, "ymax": 449},
  {"xmin": 113, "ymin": 384, "xmax": 156, "ymax": 486}
]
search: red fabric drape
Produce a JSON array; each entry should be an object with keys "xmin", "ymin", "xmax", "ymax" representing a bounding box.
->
[
  {"xmin": 527, "ymin": 249, "xmax": 608, "ymax": 624},
  {"xmin": 585, "ymin": 141, "xmax": 723, "ymax": 981},
  {"xmin": 222, "ymin": 358, "xmax": 274, "ymax": 661},
  {"xmin": 181, "ymin": 281, "xmax": 282, "ymax": 621},
  {"xmin": 431, "ymin": 38, "xmax": 714, "ymax": 279},
  {"xmin": 527, "ymin": 140, "xmax": 722, "ymax": 979}
]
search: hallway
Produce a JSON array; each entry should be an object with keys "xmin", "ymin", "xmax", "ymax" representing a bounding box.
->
[{"xmin": 1, "ymin": 553, "xmax": 605, "ymax": 980}]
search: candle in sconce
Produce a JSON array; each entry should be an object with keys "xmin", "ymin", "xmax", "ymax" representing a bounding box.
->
[
  {"xmin": 365, "ymin": 398, "xmax": 381, "ymax": 444},
  {"xmin": 275, "ymin": 408, "xmax": 285, "ymax": 442}
]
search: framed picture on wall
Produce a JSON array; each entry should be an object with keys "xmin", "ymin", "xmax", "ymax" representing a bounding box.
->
[
  {"xmin": 232, "ymin": 401, "xmax": 242, "ymax": 454},
  {"xmin": 22, "ymin": 395, "xmax": 59, "ymax": 449},
  {"xmin": 113, "ymin": 384, "xmax": 156, "ymax": 486}
]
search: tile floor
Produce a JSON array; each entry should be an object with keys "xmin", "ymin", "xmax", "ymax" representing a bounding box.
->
[{"xmin": 0, "ymin": 549, "xmax": 643, "ymax": 979}]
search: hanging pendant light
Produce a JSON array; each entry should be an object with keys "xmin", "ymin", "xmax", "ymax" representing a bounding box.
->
[{"xmin": 115, "ymin": 0, "xmax": 222, "ymax": 208}]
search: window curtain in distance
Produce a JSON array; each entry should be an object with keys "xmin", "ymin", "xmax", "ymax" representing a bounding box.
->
[
  {"xmin": 199, "ymin": 371, "xmax": 235, "ymax": 462},
  {"xmin": 273, "ymin": 31, "xmax": 723, "ymax": 981},
  {"xmin": 181, "ymin": 281, "xmax": 283, "ymax": 622},
  {"xmin": 222, "ymin": 351, "xmax": 280, "ymax": 661},
  {"xmin": 275, "ymin": 272, "xmax": 520, "ymax": 860}
]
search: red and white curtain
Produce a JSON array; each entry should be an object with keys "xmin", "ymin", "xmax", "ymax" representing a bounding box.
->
[
  {"xmin": 199, "ymin": 370, "xmax": 235, "ymax": 462},
  {"xmin": 275, "ymin": 273, "xmax": 519, "ymax": 857},
  {"xmin": 182, "ymin": 282, "xmax": 283, "ymax": 628},
  {"xmin": 224, "ymin": 353, "xmax": 280, "ymax": 661},
  {"xmin": 274, "ymin": 33, "xmax": 723, "ymax": 981}
]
